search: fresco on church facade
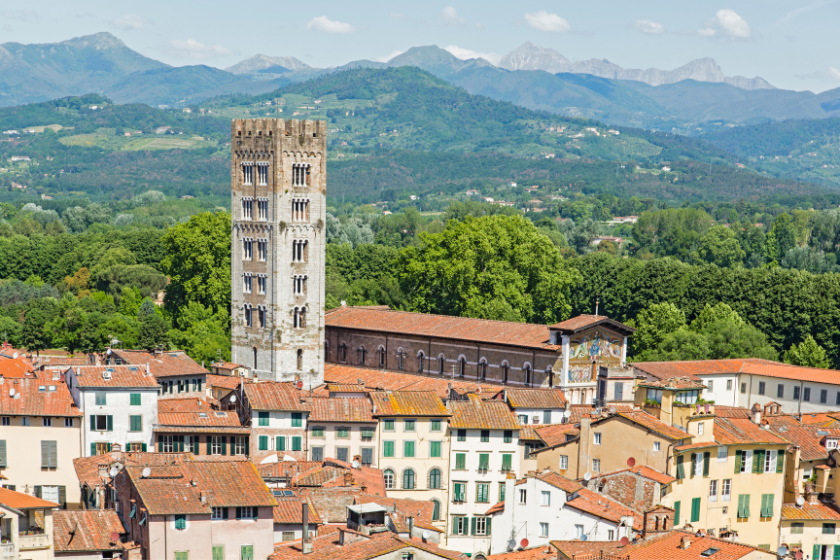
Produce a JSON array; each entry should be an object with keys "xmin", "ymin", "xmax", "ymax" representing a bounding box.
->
[{"xmin": 567, "ymin": 328, "xmax": 624, "ymax": 384}]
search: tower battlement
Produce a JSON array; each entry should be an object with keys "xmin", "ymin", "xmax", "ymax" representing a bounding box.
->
[{"xmin": 230, "ymin": 118, "xmax": 326, "ymax": 387}]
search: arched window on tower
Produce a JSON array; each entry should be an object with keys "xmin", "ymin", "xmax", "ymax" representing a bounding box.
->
[
  {"xmin": 479, "ymin": 359, "xmax": 488, "ymax": 380},
  {"xmin": 417, "ymin": 351, "xmax": 425, "ymax": 373},
  {"xmin": 293, "ymin": 307, "xmax": 307, "ymax": 329},
  {"xmin": 502, "ymin": 361, "xmax": 510, "ymax": 383},
  {"xmin": 458, "ymin": 357, "xmax": 466, "ymax": 377},
  {"xmin": 297, "ymin": 349, "xmax": 303, "ymax": 371},
  {"xmin": 253, "ymin": 347, "xmax": 258, "ymax": 370},
  {"xmin": 397, "ymin": 348, "xmax": 405, "ymax": 370},
  {"xmin": 431, "ymin": 499, "xmax": 441, "ymax": 521},
  {"xmin": 429, "ymin": 468, "xmax": 441, "ymax": 489},
  {"xmin": 524, "ymin": 363, "xmax": 532, "ymax": 387}
]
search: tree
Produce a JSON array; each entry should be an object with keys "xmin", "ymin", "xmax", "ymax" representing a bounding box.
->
[
  {"xmin": 627, "ymin": 302, "xmax": 686, "ymax": 360},
  {"xmin": 398, "ymin": 215, "xmax": 581, "ymax": 324},
  {"xmin": 137, "ymin": 313, "xmax": 170, "ymax": 351},
  {"xmin": 690, "ymin": 303, "xmax": 744, "ymax": 332},
  {"xmin": 698, "ymin": 226, "xmax": 745, "ymax": 268},
  {"xmin": 160, "ymin": 212, "xmax": 231, "ymax": 327},
  {"xmin": 168, "ymin": 302, "xmax": 230, "ymax": 364},
  {"xmin": 784, "ymin": 335, "xmax": 830, "ymax": 368},
  {"xmin": 769, "ymin": 214, "xmax": 796, "ymax": 261},
  {"xmin": 22, "ymin": 308, "xmax": 50, "ymax": 353}
]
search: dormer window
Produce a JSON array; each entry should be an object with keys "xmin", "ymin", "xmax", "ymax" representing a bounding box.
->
[{"xmin": 828, "ymin": 438, "xmax": 838, "ymax": 450}]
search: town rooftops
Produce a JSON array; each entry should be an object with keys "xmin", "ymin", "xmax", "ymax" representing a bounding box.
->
[
  {"xmin": 612, "ymin": 410, "xmax": 690, "ymax": 441},
  {"xmin": 244, "ymin": 381, "xmax": 308, "ymax": 411},
  {"xmin": 637, "ymin": 377, "xmax": 707, "ymax": 391},
  {"xmin": 781, "ymin": 501, "xmax": 840, "ymax": 521},
  {"xmin": 593, "ymin": 465, "xmax": 677, "ymax": 486},
  {"xmin": 272, "ymin": 491, "xmax": 322, "ymax": 525},
  {"xmin": 0, "ymin": 377, "xmax": 82, "ymax": 417},
  {"xmin": 155, "ymin": 410, "xmax": 248, "ymax": 433},
  {"xmin": 488, "ymin": 546, "xmax": 557, "ymax": 560},
  {"xmin": 67, "ymin": 365, "xmax": 159, "ymax": 388},
  {"xmin": 0, "ymin": 486, "xmax": 60, "ymax": 510},
  {"xmin": 290, "ymin": 460, "xmax": 386, "ymax": 495},
  {"xmin": 634, "ymin": 358, "xmax": 840, "ymax": 386},
  {"xmin": 206, "ymin": 373, "xmax": 246, "ymax": 391},
  {"xmin": 0, "ymin": 351, "xmax": 35, "ymax": 378},
  {"xmin": 110, "ymin": 348, "xmax": 208, "ymax": 378},
  {"xmin": 323, "ymin": 363, "xmax": 501, "ymax": 397},
  {"xmin": 447, "ymin": 394, "xmax": 521, "ymax": 430},
  {"xmin": 123, "ymin": 457, "xmax": 276, "ymax": 515},
  {"xmin": 503, "ymin": 388, "xmax": 567, "ymax": 408},
  {"xmin": 714, "ymin": 417, "xmax": 789, "ymax": 446},
  {"xmin": 270, "ymin": 531, "xmax": 464, "ymax": 560},
  {"xmin": 258, "ymin": 461, "xmax": 322, "ymax": 480},
  {"xmin": 370, "ymin": 391, "xmax": 449, "ymax": 417},
  {"xmin": 532, "ymin": 424, "xmax": 580, "ymax": 446},
  {"xmin": 563, "ymin": 487, "xmax": 643, "ymax": 531},
  {"xmin": 308, "ymin": 397, "xmax": 374, "ymax": 423},
  {"xmin": 157, "ymin": 397, "xmax": 219, "ymax": 413},
  {"xmin": 549, "ymin": 314, "xmax": 634, "ymax": 336},
  {"xmin": 770, "ymin": 425, "xmax": 840, "ymax": 461},
  {"xmin": 53, "ymin": 509, "xmax": 127, "ymax": 552}
]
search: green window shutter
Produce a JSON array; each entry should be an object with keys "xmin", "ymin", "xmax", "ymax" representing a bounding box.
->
[
  {"xmin": 703, "ymin": 452, "xmax": 710, "ymax": 477},
  {"xmin": 130, "ymin": 416, "xmax": 142, "ymax": 432},
  {"xmin": 479, "ymin": 453, "xmax": 489, "ymax": 471},
  {"xmin": 430, "ymin": 441, "xmax": 441, "ymax": 458},
  {"xmin": 676, "ymin": 455, "xmax": 685, "ymax": 480},
  {"xmin": 175, "ymin": 552, "xmax": 188, "ymax": 560},
  {"xmin": 259, "ymin": 436, "xmax": 268, "ymax": 451},
  {"xmin": 404, "ymin": 441, "xmax": 415, "ymax": 457},
  {"xmin": 471, "ymin": 517, "xmax": 477, "ymax": 536},
  {"xmin": 777, "ymin": 450, "xmax": 785, "ymax": 473},
  {"xmin": 41, "ymin": 441, "xmax": 50, "ymax": 468},
  {"xmin": 175, "ymin": 515, "xmax": 186, "ymax": 530},
  {"xmin": 691, "ymin": 497, "xmax": 701, "ymax": 522},
  {"xmin": 258, "ymin": 412, "xmax": 269, "ymax": 426},
  {"xmin": 130, "ymin": 393, "xmax": 141, "ymax": 406},
  {"xmin": 179, "ymin": 435, "xmax": 186, "ymax": 452},
  {"xmin": 673, "ymin": 501, "xmax": 680, "ymax": 526},
  {"xmin": 752, "ymin": 450, "xmax": 762, "ymax": 474},
  {"xmin": 241, "ymin": 545, "xmax": 254, "ymax": 560},
  {"xmin": 690, "ymin": 453, "xmax": 696, "ymax": 478},
  {"xmin": 106, "ymin": 415, "xmax": 113, "ymax": 432},
  {"xmin": 276, "ymin": 436, "xmax": 285, "ymax": 451},
  {"xmin": 292, "ymin": 413, "xmax": 302, "ymax": 427},
  {"xmin": 762, "ymin": 494, "xmax": 774, "ymax": 518},
  {"xmin": 142, "ymin": 443, "xmax": 147, "ymax": 452},
  {"xmin": 213, "ymin": 546, "xmax": 225, "ymax": 560},
  {"xmin": 90, "ymin": 415, "xmax": 96, "ymax": 431},
  {"xmin": 502, "ymin": 454, "xmax": 512, "ymax": 472},
  {"xmin": 236, "ymin": 507, "xmax": 242, "ymax": 520},
  {"xmin": 221, "ymin": 436, "xmax": 228, "ymax": 455},
  {"xmin": 90, "ymin": 443, "xmax": 96, "ymax": 456},
  {"xmin": 106, "ymin": 443, "xmax": 111, "ymax": 452},
  {"xmin": 244, "ymin": 437, "xmax": 249, "ymax": 456},
  {"xmin": 456, "ymin": 453, "xmax": 466, "ymax": 470},
  {"xmin": 486, "ymin": 517, "xmax": 492, "ymax": 536},
  {"xmin": 384, "ymin": 419, "xmax": 394, "ymax": 431},
  {"xmin": 292, "ymin": 436, "xmax": 302, "ymax": 451},
  {"xmin": 34, "ymin": 485, "xmax": 42, "ymax": 498},
  {"xmin": 0, "ymin": 440, "xmax": 6, "ymax": 467},
  {"xmin": 833, "ymin": 545, "xmax": 840, "ymax": 560},
  {"xmin": 384, "ymin": 441, "xmax": 394, "ymax": 457},
  {"xmin": 206, "ymin": 438, "xmax": 212, "ymax": 454},
  {"xmin": 734, "ymin": 450, "xmax": 742, "ymax": 474}
]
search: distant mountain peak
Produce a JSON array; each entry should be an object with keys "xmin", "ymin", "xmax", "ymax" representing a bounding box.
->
[
  {"xmin": 225, "ymin": 54, "xmax": 311, "ymax": 75},
  {"xmin": 59, "ymin": 32, "xmax": 128, "ymax": 50},
  {"xmin": 498, "ymin": 42, "xmax": 571, "ymax": 74}
]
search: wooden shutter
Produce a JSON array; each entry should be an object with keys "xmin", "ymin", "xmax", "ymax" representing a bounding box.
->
[
  {"xmin": 90, "ymin": 415, "xmax": 96, "ymax": 431},
  {"xmin": 502, "ymin": 454, "xmax": 512, "ymax": 472},
  {"xmin": 277, "ymin": 436, "xmax": 285, "ymax": 451},
  {"xmin": 207, "ymin": 437, "xmax": 212, "ymax": 455},
  {"xmin": 734, "ymin": 450, "xmax": 742, "ymax": 473},
  {"xmin": 142, "ymin": 443, "xmax": 147, "ymax": 452},
  {"xmin": 221, "ymin": 436, "xmax": 227, "ymax": 455},
  {"xmin": 752, "ymin": 450, "xmax": 762, "ymax": 473},
  {"xmin": 833, "ymin": 545, "xmax": 840, "ymax": 560},
  {"xmin": 41, "ymin": 441, "xmax": 50, "ymax": 468},
  {"xmin": 470, "ymin": 517, "xmax": 477, "ymax": 536},
  {"xmin": 213, "ymin": 546, "xmax": 225, "ymax": 560},
  {"xmin": 34, "ymin": 485, "xmax": 42, "ymax": 498},
  {"xmin": 0, "ymin": 440, "xmax": 6, "ymax": 467},
  {"xmin": 59, "ymin": 486, "xmax": 66, "ymax": 508},
  {"xmin": 777, "ymin": 450, "xmax": 785, "ymax": 473},
  {"xmin": 691, "ymin": 497, "xmax": 701, "ymax": 522},
  {"xmin": 703, "ymin": 452, "xmax": 710, "ymax": 477},
  {"xmin": 676, "ymin": 455, "xmax": 685, "ymax": 480},
  {"xmin": 690, "ymin": 453, "xmax": 696, "ymax": 478},
  {"xmin": 673, "ymin": 501, "xmax": 680, "ymax": 525},
  {"xmin": 245, "ymin": 437, "xmax": 249, "ymax": 456},
  {"xmin": 485, "ymin": 517, "xmax": 492, "ymax": 536},
  {"xmin": 50, "ymin": 441, "xmax": 57, "ymax": 468},
  {"xmin": 91, "ymin": 443, "xmax": 96, "ymax": 456},
  {"xmin": 293, "ymin": 437, "xmax": 302, "ymax": 451},
  {"xmin": 106, "ymin": 415, "xmax": 113, "ymax": 432}
]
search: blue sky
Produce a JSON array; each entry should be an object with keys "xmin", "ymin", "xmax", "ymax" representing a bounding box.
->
[{"xmin": 2, "ymin": 0, "xmax": 840, "ymax": 92}]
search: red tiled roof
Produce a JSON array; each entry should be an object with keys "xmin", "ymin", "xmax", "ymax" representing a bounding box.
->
[
  {"xmin": 772, "ymin": 426, "xmax": 840, "ymax": 461},
  {"xmin": 110, "ymin": 349, "xmax": 208, "ymax": 378},
  {"xmin": 564, "ymin": 487, "xmax": 643, "ymax": 530},
  {"xmin": 782, "ymin": 502, "xmax": 840, "ymax": 521},
  {"xmin": 713, "ymin": 406, "xmax": 752, "ymax": 419},
  {"xmin": 714, "ymin": 417, "xmax": 789, "ymax": 446},
  {"xmin": 304, "ymin": 488, "xmax": 366, "ymax": 523},
  {"xmin": 486, "ymin": 501, "xmax": 505, "ymax": 515},
  {"xmin": 488, "ymin": 546, "xmax": 556, "ymax": 560},
  {"xmin": 448, "ymin": 394, "xmax": 520, "ymax": 430},
  {"xmin": 534, "ymin": 424, "xmax": 580, "ymax": 446},
  {"xmin": 259, "ymin": 461, "xmax": 323, "ymax": 480},
  {"xmin": 157, "ymin": 410, "xmax": 243, "ymax": 427},
  {"xmin": 535, "ymin": 470, "xmax": 584, "ymax": 493},
  {"xmin": 0, "ymin": 486, "xmax": 60, "ymax": 509},
  {"xmin": 324, "ymin": 364, "xmax": 502, "ymax": 398},
  {"xmin": 212, "ymin": 362, "xmax": 245, "ymax": 370},
  {"xmin": 244, "ymin": 381, "xmax": 309, "ymax": 411},
  {"xmin": 568, "ymin": 403, "xmax": 633, "ymax": 423},
  {"xmin": 594, "ymin": 465, "xmax": 676, "ymax": 485},
  {"xmin": 326, "ymin": 384, "xmax": 368, "ymax": 393},
  {"xmin": 69, "ymin": 365, "xmax": 159, "ymax": 388},
  {"xmin": 632, "ymin": 360, "xmax": 745, "ymax": 380},
  {"xmin": 550, "ymin": 314, "xmax": 634, "ymax": 335},
  {"xmin": 505, "ymin": 388, "xmax": 567, "ymax": 408},
  {"xmin": 34, "ymin": 356, "xmax": 90, "ymax": 368},
  {"xmin": 0, "ymin": 378, "xmax": 82, "ymax": 417},
  {"xmin": 613, "ymin": 410, "xmax": 689, "ymax": 441},
  {"xmin": 674, "ymin": 441, "xmax": 720, "ymax": 452},
  {"xmin": 158, "ymin": 397, "xmax": 217, "ymax": 413},
  {"xmin": 370, "ymin": 391, "xmax": 449, "ymax": 417},
  {"xmin": 270, "ymin": 532, "xmax": 464, "ymax": 560},
  {"xmin": 0, "ymin": 354, "xmax": 35, "ymax": 378},
  {"xmin": 73, "ymin": 452, "xmax": 193, "ymax": 489},
  {"xmin": 326, "ymin": 306, "xmax": 560, "ymax": 350},
  {"xmin": 273, "ymin": 493, "xmax": 323, "ymax": 525},
  {"xmin": 292, "ymin": 462, "xmax": 386, "ymax": 496},
  {"xmin": 125, "ymin": 457, "xmax": 276, "ymax": 515},
  {"xmin": 207, "ymin": 374, "xmax": 246, "ymax": 390},
  {"xmin": 53, "ymin": 510, "xmax": 127, "ymax": 552},
  {"xmin": 352, "ymin": 494, "xmax": 435, "ymax": 528},
  {"xmin": 635, "ymin": 358, "xmax": 840, "ymax": 387},
  {"xmin": 308, "ymin": 397, "xmax": 374, "ymax": 423}
]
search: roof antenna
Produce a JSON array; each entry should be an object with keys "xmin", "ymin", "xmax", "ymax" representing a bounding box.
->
[{"xmin": 595, "ymin": 296, "xmax": 599, "ymax": 317}]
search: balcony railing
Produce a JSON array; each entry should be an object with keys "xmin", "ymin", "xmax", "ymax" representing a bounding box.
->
[
  {"xmin": 18, "ymin": 532, "xmax": 50, "ymax": 549},
  {"xmin": 0, "ymin": 542, "xmax": 16, "ymax": 560}
]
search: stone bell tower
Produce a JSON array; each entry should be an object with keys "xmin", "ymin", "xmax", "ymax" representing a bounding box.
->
[{"xmin": 230, "ymin": 118, "xmax": 326, "ymax": 386}]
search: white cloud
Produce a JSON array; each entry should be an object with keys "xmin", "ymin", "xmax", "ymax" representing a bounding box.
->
[
  {"xmin": 306, "ymin": 16, "xmax": 355, "ymax": 34},
  {"xmin": 376, "ymin": 50, "xmax": 404, "ymax": 63},
  {"xmin": 633, "ymin": 20, "xmax": 664, "ymax": 35},
  {"xmin": 524, "ymin": 11, "xmax": 570, "ymax": 33},
  {"xmin": 474, "ymin": 22, "xmax": 483, "ymax": 30},
  {"xmin": 164, "ymin": 39, "xmax": 233, "ymax": 60},
  {"xmin": 110, "ymin": 14, "xmax": 151, "ymax": 30},
  {"xmin": 797, "ymin": 66, "xmax": 840, "ymax": 82},
  {"xmin": 440, "ymin": 6, "xmax": 465, "ymax": 25},
  {"xmin": 0, "ymin": 10, "xmax": 38, "ymax": 21},
  {"xmin": 698, "ymin": 9, "xmax": 751, "ymax": 39},
  {"xmin": 444, "ymin": 45, "xmax": 500, "ymax": 66}
]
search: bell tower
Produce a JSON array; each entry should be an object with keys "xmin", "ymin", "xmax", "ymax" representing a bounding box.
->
[{"xmin": 230, "ymin": 118, "xmax": 326, "ymax": 386}]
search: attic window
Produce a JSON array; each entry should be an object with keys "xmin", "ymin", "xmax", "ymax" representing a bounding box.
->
[
  {"xmin": 701, "ymin": 548, "xmax": 720, "ymax": 557},
  {"xmin": 215, "ymin": 412, "xmax": 226, "ymax": 417},
  {"xmin": 828, "ymin": 439, "xmax": 838, "ymax": 449},
  {"xmin": 129, "ymin": 366, "xmax": 139, "ymax": 372},
  {"xmin": 38, "ymin": 386, "xmax": 46, "ymax": 392},
  {"xmin": 199, "ymin": 413, "xmax": 207, "ymax": 418}
]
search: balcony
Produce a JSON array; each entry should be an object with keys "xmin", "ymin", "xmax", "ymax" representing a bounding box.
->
[
  {"xmin": 0, "ymin": 543, "xmax": 15, "ymax": 560},
  {"xmin": 18, "ymin": 532, "xmax": 50, "ymax": 550}
]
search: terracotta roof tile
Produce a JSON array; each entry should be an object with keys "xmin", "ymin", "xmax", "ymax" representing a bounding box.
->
[
  {"xmin": 259, "ymin": 461, "xmax": 323, "ymax": 480},
  {"xmin": 712, "ymin": 406, "xmax": 752, "ymax": 419},
  {"xmin": 326, "ymin": 384, "xmax": 368, "ymax": 393},
  {"xmin": 370, "ymin": 391, "xmax": 449, "ymax": 417},
  {"xmin": 270, "ymin": 533, "xmax": 464, "ymax": 560},
  {"xmin": 73, "ymin": 452, "xmax": 193, "ymax": 489},
  {"xmin": 714, "ymin": 417, "xmax": 789, "ymax": 446},
  {"xmin": 207, "ymin": 374, "xmax": 247, "ymax": 390},
  {"xmin": 448, "ymin": 394, "xmax": 520, "ymax": 430},
  {"xmin": 158, "ymin": 397, "xmax": 217, "ymax": 413},
  {"xmin": 53, "ymin": 510, "xmax": 126, "ymax": 552},
  {"xmin": 69, "ymin": 365, "xmax": 159, "ymax": 388},
  {"xmin": 157, "ymin": 410, "xmax": 243, "ymax": 427},
  {"xmin": 0, "ymin": 378, "xmax": 81, "ymax": 417},
  {"xmin": 0, "ymin": 486, "xmax": 60, "ymax": 509},
  {"xmin": 0, "ymin": 354, "xmax": 35, "ymax": 378},
  {"xmin": 211, "ymin": 362, "xmax": 245, "ymax": 370},
  {"xmin": 635, "ymin": 358, "xmax": 840, "ymax": 387},
  {"xmin": 674, "ymin": 441, "xmax": 720, "ymax": 452},
  {"xmin": 488, "ymin": 546, "xmax": 557, "ymax": 560},
  {"xmin": 110, "ymin": 349, "xmax": 208, "ymax": 378},
  {"xmin": 326, "ymin": 306, "xmax": 559, "ymax": 350},
  {"xmin": 549, "ymin": 315, "xmax": 634, "ymax": 335},
  {"xmin": 273, "ymin": 493, "xmax": 322, "ymax": 525},
  {"xmin": 535, "ymin": 470, "xmax": 584, "ymax": 494},
  {"xmin": 594, "ymin": 465, "xmax": 676, "ymax": 485},
  {"xmin": 533, "ymin": 424, "xmax": 580, "ymax": 446},
  {"xmin": 505, "ymin": 389, "xmax": 567, "ymax": 408},
  {"xmin": 568, "ymin": 403, "xmax": 633, "ymax": 423},
  {"xmin": 324, "ymin": 364, "xmax": 503, "ymax": 398},
  {"xmin": 771, "ymin": 426, "xmax": 840, "ymax": 461},
  {"xmin": 782, "ymin": 501, "xmax": 840, "ymax": 521},
  {"xmin": 612, "ymin": 411, "xmax": 689, "ymax": 441},
  {"xmin": 637, "ymin": 377, "xmax": 707, "ymax": 390},
  {"xmin": 34, "ymin": 356, "xmax": 90, "ymax": 368},
  {"xmin": 308, "ymin": 397, "xmax": 374, "ymax": 423},
  {"xmin": 244, "ymin": 381, "xmax": 309, "ymax": 411},
  {"xmin": 632, "ymin": 360, "xmax": 745, "ymax": 380},
  {"xmin": 564, "ymin": 487, "xmax": 643, "ymax": 530}
]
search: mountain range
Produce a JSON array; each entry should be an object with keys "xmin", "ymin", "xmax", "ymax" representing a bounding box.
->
[{"xmin": 4, "ymin": 32, "xmax": 840, "ymax": 130}]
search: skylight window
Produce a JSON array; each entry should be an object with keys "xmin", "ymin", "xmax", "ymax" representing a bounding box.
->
[{"xmin": 701, "ymin": 548, "xmax": 720, "ymax": 557}]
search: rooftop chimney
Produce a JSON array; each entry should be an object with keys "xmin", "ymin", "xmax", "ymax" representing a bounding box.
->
[
  {"xmin": 680, "ymin": 536, "xmax": 691, "ymax": 549},
  {"xmin": 751, "ymin": 403, "xmax": 762, "ymax": 425}
]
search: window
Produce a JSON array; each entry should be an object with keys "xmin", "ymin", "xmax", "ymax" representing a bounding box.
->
[
  {"xmin": 292, "ymin": 239, "xmax": 307, "ymax": 262},
  {"xmin": 523, "ymin": 364, "xmax": 532, "ymax": 386},
  {"xmin": 42, "ymin": 417, "xmax": 51, "ymax": 427},
  {"xmin": 361, "ymin": 447, "xmax": 373, "ymax": 466},
  {"xmin": 404, "ymin": 419, "xmax": 416, "ymax": 432},
  {"xmin": 438, "ymin": 355, "xmax": 445, "ymax": 374},
  {"xmin": 502, "ymin": 363, "xmax": 509, "ymax": 383},
  {"xmin": 293, "ymin": 306, "xmax": 307, "ymax": 328},
  {"xmin": 828, "ymin": 439, "xmax": 839, "ymax": 450},
  {"xmin": 476, "ymin": 483, "xmax": 490, "ymax": 503},
  {"xmin": 737, "ymin": 495, "xmax": 750, "ymax": 519},
  {"xmin": 458, "ymin": 357, "xmax": 466, "ymax": 377},
  {"xmin": 293, "ymin": 275, "xmax": 306, "ymax": 296},
  {"xmin": 474, "ymin": 516, "xmax": 489, "ymax": 536},
  {"xmin": 257, "ymin": 240, "xmax": 267, "ymax": 261},
  {"xmin": 430, "ymin": 441, "xmax": 442, "ymax": 458},
  {"xmin": 237, "ymin": 507, "xmax": 254, "ymax": 520},
  {"xmin": 211, "ymin": 436, "xmax": 223, "ymax": 455},
  {"xmin": 540, "ymin": 523, "xmax": 549, "ymax": 537},
  {"xmin": 607, "ymin": 529, "xmax": 615, "ymax": 540},
  {"xmin": 719, "ymin": 478, "xmax": 730, "ymax": 502},
  {"xmin": 504, "ymin": 430, "xmax": 512, "ymax": 443},
  {"xmin": 242, "ymin": 198, "xmax": 253, "ymax": 219},
  {"xmin": 452, "ymin": 515, "xmax": 466, "ymax": 535},
  {"xmin": 404, "ymin": 441, "xmax": 415, "ymax": 458},
  {"xmin": 718, "ymin": 446, "xmax": 728, "ymax": 462},
  {"xmin": 824, "ymin": 523, "xmax": 836, "ymax": 535},
  {"xmin": 594, "ymin": 433, "xmax": 602, "ymax": 445},
  {"xmin": 479, "ymin": 360, "xmax": 487, "ymax": 380},
  {"xmin": 760, "ymin": 494, "xmax": 774, "ymax": 519},
  {"xmin": 593, "ymin": 458, "xmax": 601, "ymax": 472},
  {"xmin": 518, "ymin": 414, "xmax": 528, "ymax": 425},
  {"xmin": 758, "ymin": 381, "xmax": 765, "ymax": 395},
  {"xmin": 338, "ymin": 343, "xmax": 347, "ymax": 362},
  {"xmin": 291, "ymin": 413, "xmax": 302, "ymax": 427},
  {"xmin": 429, "ymin": 468, "xmax": 441, "ymax": 489},
  {"xmin": 175, "ymin": 553, "xmax": 189, "ymax": 560},
  {"xmin": 95, "ymin": 392, "xmax": 107, "ymax": 406},
  {"xmin": 244, "ymin": 305, "xmax": 253, "ymax": 327},
  {"xmin": 790, "ymin": 522, "xmax": 804, "ymax": 534},
  {"xmin": 1, "ymin": 417, "xmax": 8, "ymax": 426},
  {"xmin": 453, "ymin": 483, "xmax": 466, "ymax": 502},
  {"xmin": 292, "ymin": 437, "xmax": 301, "ymax": 452},
  {"xmin": 707, "ymin": 380, "xmax": 714, "ymax": 392},
  {"xmin": 243, "ymin": 238, "xmax": 253, "ymax": 260},
  {"xmin": 383, "ymin": 441, "xmax": 395, "ymax": 458},
  {"xmin": 40, "ymin": 440, "xmax": 57, "ymax": 468},
  {"xmin": 64, "ymin": 418, "xmax": 73, "ymax": 427},
  {"xmin": 383, "ymin": 419, "xmax": 395, "ymax": 431},
  {"xmin": 91, "ymin": 414, "xmax": 112, "ymax": 431},
  {"xmin": 778, "ymin": 384, "xmax": 785, "ymax": 399},
  {"xmin": 455, "ymin": 453, "xmax": 466, "ymax": 470},
  {"xmin": 431, "ymin": 499, "xmax": 441, "ymax": 521},
  {"xmin": 384, "ymin": 469, "xmax": 395, "ymax": 489},
  {"xmin": 501, "ymin": 453, "xmax": 512, "ymax": 472},
  {"xmin": 258, "ymin": 199, "xmax": 268, "ymax": 221},
  {"xmin": 821, "ymin": 389, "xmax": 828, "ymax": 404},
  {"xmin": 175, "ymin": 515, "xmax": 187, "ymax": 530},
  {"xmin": 130, "ymin": 393, "xmax": 141, "ymax": 406},
  {"xmin": 258, "ymin": 411, "xmax": 269, "ymax": 427},
  {"xmin": 478, "ymin": 453, "xmax": 490, "ymax": 472},
  {"xmin": 457, "ymin": 429, "xmax": 466, "ymax": 442},
  {"xmin": 212, "ymin": 507, "xmax": 226, "ymax": 520},
  {"xmin": 311, "ymin": 446, "xmax": 324, "ymax": 461},
  {"xmin": 794, "ymin": 386, "xmax": 801, "ymax": 400},
  {"xmin": 541, "ymin": 491, "xmax": 551, "ymax": 506},
  {"xmin": 804, "ymin": 387, "xmax": 811, "ymax": 402},
  {"xmin": 575, "ymin": 525, "xmax": 584, "ymax": 539},
  {"xmin": 234, "ymin": 437, "xmax": 247, "ymax": 456},
  {"xmin": 653, "ymin": 442, "xmax": 661, "ymax": 452},
  {"xmin": 336, "ymin": 426, "xmax": 350, "ymax": 439},
  {"xmin": 499, "ymin": 482, "xmax": 506, "ymax": 502},
  {"xmin": 697, "ymin": 422, "xmax": 704, "ymax": 435},
  {"xmin": 481, "ymin": 429, "xmax": 490, "ymax": 442},
  {"xmin": 709, "ymin": 480, "xmax": 718, "ymax": 503},
  {"xmin": 242, "ymin": 163, "xmax": 253, "ymax": 185},
  {"xmin": 361, "ymin": 427, "xmax": 374, "ymax": 441},
  {"xmin": 740, "ymin": 383, "xmax": 746, "ymax": 394},
  {"xmin": 431, "ymin": 419, "xmax": 442, "ymax": 432},
  {"xmin": 727, "ymin": 380, "xmax": 732, "ymax": 391},
  {"xmin": 257, "ymin": 165, "xmax": 268, "ymax": 186},
  {"xmin": 559, "ymin": 455, "xmax": 569, "ymax": 470},
  {"xmin": 519, "ymin": 489, "xmax": 527, "ymax": 504},
  {"xmin": 417, "ymin": 352, "xmax": 425, "ymax": 373},
  {"xmin": 21, "ymin": 417, "xmax": 30, "ymax": 426},
  {"xmin": 129, "ymin": 415, "xmax": 142, "ymax": 432},
  {"xmin": 257, "ymin": 276, "xmax": 267, "ymax": 295},
  {"xmin": 292, "ymin": 164, "xmax": 309, "ymax": 187}
]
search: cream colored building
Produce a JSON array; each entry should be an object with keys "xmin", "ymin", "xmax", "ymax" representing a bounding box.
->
[
  {"xmin": 306, "ymin": 397, "xmax": 378, "ymax": 466},
  {"xmin": 0, "ymin": 378, "xmax": 83, "ymax": 508},
  {"xmin": 370, "ymin": 392, "xmax": 451, "ymax": 530},
  {"xmin": 0, "ymin": 486, "xmax": 60, "ymax": 560},
  {"xmin": 662, "ymin": 405, "xmax": 788, "ymax": 550},
  {"xmin": 779, "ymin": 498, "xmax": 840, "ymax": 560}
]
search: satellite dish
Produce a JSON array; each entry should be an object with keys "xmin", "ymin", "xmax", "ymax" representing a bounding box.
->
[
  {"xmin": 777, "ymin": 546, "xmax": 788, "ymax": 557},
  {"xmin": 12, "ymin": 352, "xmax": 18, "ymax": 359},
  {"xmin": 422, "ymin": 530, "xmax": 431, "ymax": 540},
  {"xmin": 584, "ymin": 472, "xmax": 592, "ymax": 481},
  {"xmin": 352, "ymin": 460, "xmax": 360, "ymax": 469},
  {"xmin": 106, "ymin": 349, "xmax": 112, "ymax": 355},
  {"xmin": 796, "ymin": 496, "xmax": 805, "ymax": 506},
  {"xmin": 296, "ymin": 380, "xmax": 304, "ymax": 390},
  {"xmin": 282, "ymin": 455, "xmax": 297, "ymax": 462},
  {"xmin": 620, "ymin": 537, "xmax": 630, "ymax": 546},
  {"xmin": 141, "ymin": 467, "xmax": 151, "ymax": 478},
  {"xmin": 520, "ymin": 538, "xmax": 529, "ymax": 548},
  {"xmin": 563, "ymin": 409, "xmax": 572, "ymax": 418},
  {"xmin": 110, "ymin": 531, "xmax": 120, "ymax": 542},
  {"xmin": 109, "ymin": 467, "xmax": 119, "ymax": 478},
  {"xmin": 260, "ymin": 454, "xmax": 279, "ymax": 464},
  {"xmin": 229, "ymin": 395, "xmax": 236, "ymax": 403},
  {"xmin": 508, "ymin": 540, "xmax": 517, "ymax": 551},
  {"xmin": 795, "ymin": 551, "xmax": 803, "ymax": 560},
  {"xmin": 8, "ymin": 388, "xmax": 14, "ymax": 397},
  {"xmin": 627, "ymin": 457, "xmax": 636, "ymax": 468}
]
